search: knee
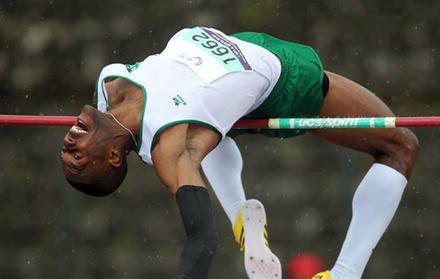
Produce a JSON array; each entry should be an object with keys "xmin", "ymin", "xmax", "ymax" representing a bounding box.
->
[
  {"xmin": 396, "ymin": 128, "xmax": 419, "ymax": 164},
  {"xmin": 379, "ymin": 128, "xmax": 419, "ymax": 176}
]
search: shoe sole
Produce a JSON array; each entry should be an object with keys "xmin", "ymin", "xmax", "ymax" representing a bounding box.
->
[{"xmin": 242, "ymin": 199, "xmax": 282, "ymax": 279}]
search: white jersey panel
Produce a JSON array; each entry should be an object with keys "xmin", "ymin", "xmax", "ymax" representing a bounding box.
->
[
  {"xmin": 95, "ymin": 27, "xmax": 281, "ymax": 165},
  {"xmin": 163, "ymin": 27, "xmax": 281, "ymax": 113}
]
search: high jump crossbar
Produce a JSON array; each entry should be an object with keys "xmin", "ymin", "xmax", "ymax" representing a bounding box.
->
[{"xmin": 1, "ymin": 115, "xmax": 440, "ymax": 129}]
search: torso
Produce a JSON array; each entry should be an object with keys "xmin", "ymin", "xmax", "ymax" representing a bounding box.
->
[
  {"xmin": 105, "ymin": 78, "xmax": 220, "ymax": 156},
  {"xmin": 95, "ymin": 26, "xmax": 282, "ymax": 165}
]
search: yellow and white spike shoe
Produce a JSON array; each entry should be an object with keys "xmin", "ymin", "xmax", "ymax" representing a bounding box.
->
[
  {"xmin": 233, "ymin": 203, "xmax": 269, "ymax": 252},
  {"xmin": 234, "ymin": 199, "xmax": 282, "ymax": 279},
  {"xmin": 311, "ymin": 271, "xmax": 332, "ymax": 279},
  {"xmin": 233, "ymin": 208, "xmax": 246, "ymax": 251}
]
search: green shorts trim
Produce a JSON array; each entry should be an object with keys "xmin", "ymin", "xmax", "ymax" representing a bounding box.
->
[{"xmin": 229, "ymin": 32, "xmax": 325, "ymax": 138}]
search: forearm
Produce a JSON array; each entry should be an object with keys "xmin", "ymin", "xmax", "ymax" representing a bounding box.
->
[
  {"xmin": 151, "ymin": 124, "xmax": 220, "ymax": 278},
  {"xmin": 153, "ymin": 148, "xmax": 218, "ymax": 278},
  {"xmin": 154, "ymin": 148, "xmax": 205, "ymax": 195},
  {"xmin": 175, "ymin": 185, "xmax": 219, "ymax": 279}
]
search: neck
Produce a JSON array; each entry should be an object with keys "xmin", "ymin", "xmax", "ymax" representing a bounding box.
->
[
  {"xmin": 105, "ymin": 78, "xmax": 144, "ymax": 137},
  {"xmin": 107, "ymin": 112, "xmax": 138, "ymax": 150}
]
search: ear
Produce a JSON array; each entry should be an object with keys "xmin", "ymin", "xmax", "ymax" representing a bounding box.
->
[{"xmin": 108, "ymin": 148, "xmax": 122, "ymax": 167}]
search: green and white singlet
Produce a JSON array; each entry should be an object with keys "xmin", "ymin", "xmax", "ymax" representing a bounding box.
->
[{"xmin": 95, "ymin": 27, "xmax": 281, "ymax": 165}]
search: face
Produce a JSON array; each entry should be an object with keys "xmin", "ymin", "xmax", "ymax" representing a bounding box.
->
[{"xmin": 61, "ymin": 105, "xmax": 114, "ymax": 184}]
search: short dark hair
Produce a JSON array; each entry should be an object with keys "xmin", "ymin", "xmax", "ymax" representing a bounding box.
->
[{"xmin": 66, "ymin": 162, "xmax": 128, "ymax": 197}]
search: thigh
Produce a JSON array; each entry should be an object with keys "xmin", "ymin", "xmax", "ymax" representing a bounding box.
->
[{"xmin": 311, "ymin": 71, "xmax": 402, "ymax": 157}]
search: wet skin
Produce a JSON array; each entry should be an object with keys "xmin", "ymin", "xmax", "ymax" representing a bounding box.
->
[
  {"xmin": 61, "ymin": 105, "xmax": 125, "ymax": 184},
  {"xmin": 311, "ymin": 71, "xmax": 419, "ymax": 179},
  {"xmin": 61, "ymin": 78, "xmax": 220, "ymax": 196}
]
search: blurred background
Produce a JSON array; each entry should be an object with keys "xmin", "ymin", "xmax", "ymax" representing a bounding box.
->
[{"xmin": 1, "ymin": 0, "xmax": 440, "ymax": 278}]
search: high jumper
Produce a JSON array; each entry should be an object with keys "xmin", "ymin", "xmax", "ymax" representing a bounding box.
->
[{"xmin": 57, "ymin": 26, "xmax": 419, "ymax": 279}]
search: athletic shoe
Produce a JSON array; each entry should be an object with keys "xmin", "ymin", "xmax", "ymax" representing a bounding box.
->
[
  {"xmin": 233, "ymin": 202, "xmax": 269, "ymax": 252},
  {"xmin": 235, "ymin": 199, "xmax": 282, "ymax": 279},
  {"xmin": 311, "ymin": 271, "xmax": 332, "ymax": 279}
]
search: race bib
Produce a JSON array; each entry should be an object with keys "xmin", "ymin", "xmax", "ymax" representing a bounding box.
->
[{"xmin": 161, "ymin": 27, "xmax": 252, "ymax": 83}]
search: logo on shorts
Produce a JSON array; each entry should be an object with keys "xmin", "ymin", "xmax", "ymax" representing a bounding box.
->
[{"xmin": 172, "ymin": 94, "xmax": 187, "ymax": 107}]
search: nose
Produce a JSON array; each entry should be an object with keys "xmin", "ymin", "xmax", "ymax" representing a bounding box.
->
[{"xmin": 63, "ymin": 134, "xmax": 76, "ymax": 148}]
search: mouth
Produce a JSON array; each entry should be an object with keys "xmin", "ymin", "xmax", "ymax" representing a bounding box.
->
[{"xmin": 69, "ymin": 118, "xmax": 89, "ymax": 135}]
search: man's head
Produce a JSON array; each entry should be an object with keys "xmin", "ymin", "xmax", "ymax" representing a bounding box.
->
[{"xmin": 61, "ymin": 105, "xmax": 131, "ymax": 196}]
